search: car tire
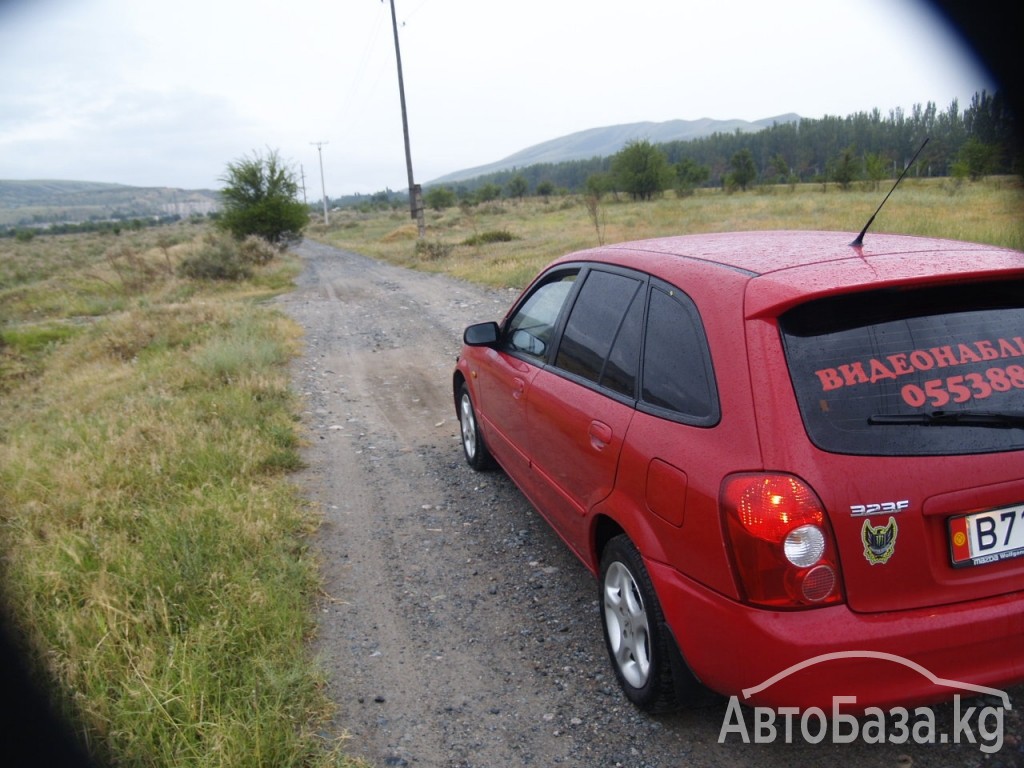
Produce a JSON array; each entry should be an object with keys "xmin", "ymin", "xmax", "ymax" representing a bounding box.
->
[
  {"xmin": 599, "ymin": 534, "xmax": 679, "ymax": 712},
  {"xmin": 458, "ymin": 382, "xmax": 494, "ymax": 470}
]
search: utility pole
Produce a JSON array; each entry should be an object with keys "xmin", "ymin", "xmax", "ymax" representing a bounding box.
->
[
  {"xmin": 385, "ymin": 0, "xmax": 425, "ymax": 238},
  {"xmin": 299, "ymin": 164, "xmax": 307, "ymax": 206},
  {"xmin": 311, "ymin": 141, "xmax": 329, "ymax": 225}
]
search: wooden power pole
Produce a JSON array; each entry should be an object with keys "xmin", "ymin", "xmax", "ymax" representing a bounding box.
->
[
  {"xmin": 311, "ymin": 141, "xmax": 329, "ymax": 225},
  {"xmin": 386, "ymin": 0, "xmax": 425, "ymax": 238}
]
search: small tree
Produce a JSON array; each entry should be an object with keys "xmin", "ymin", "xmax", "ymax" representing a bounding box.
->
[
  {"xmin": 674, "ymin": 158, "xmax": 710, "ymax": 197},
  {"xmin": 863, "ymin": 152, "xmax": 888, "ymax": 190},
  {"xmin": 957, "ymin": 138, "xmax": 999, "ymax": 180},
  {"xmin": 612, "ymin": 140, "xmax": 671, "ymax": 201},
  {"xmin": 726, "ymin": 149, "xmax": 757, "ymax": 191},
  {"xmin": 831, "ymin": 148, "xmax": 859, "ymax": 190},
  {"xmin": 475, "ymin": 183, "xmax": 502, "ymax": 204},
  {"xmin": 218, "ymin": 149, "xmax": 309, "ymax": 246},
  {"xmin": 584, "ymin": 195, "xmax": 606, "ymax": 245},
  {"xmin": 424, "ymin": 186, "xmax": 456, "ymax": 211},
  {"xmin": 584, "ymin": 172, "xmax": 614, "ymax": 200},
  {"xmin": 506, "ymin": 174, "xmax": 528, "ymax": 200}
]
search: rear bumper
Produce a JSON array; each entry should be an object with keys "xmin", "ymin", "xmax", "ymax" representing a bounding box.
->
[{"xmin": 648, "ymin": 558, "xmax": 1024, "ymax": 711}]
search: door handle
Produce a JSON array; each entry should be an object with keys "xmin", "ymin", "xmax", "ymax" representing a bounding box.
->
[
  {"xmin": 589, "ymin": 420, "xmax": 613, "ymax": 450},
  {"xmin": 512, "ymin": 377, "xmax": 526, "ymax": 400}
]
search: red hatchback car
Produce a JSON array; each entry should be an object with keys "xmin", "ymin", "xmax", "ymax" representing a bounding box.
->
[{"xmin": 453, "ymin": 230, "xmax": 1024, "ymax": 712}]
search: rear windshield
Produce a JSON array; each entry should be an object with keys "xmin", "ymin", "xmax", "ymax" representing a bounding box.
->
[{"xmin": 780, "ymin": 280, "xmax": 1024, "ymax": 456}]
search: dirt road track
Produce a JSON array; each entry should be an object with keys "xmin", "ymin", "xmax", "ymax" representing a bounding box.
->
[{"xmin": 278, "ymin": 239, "xmax": 1023, "ymax": 768}]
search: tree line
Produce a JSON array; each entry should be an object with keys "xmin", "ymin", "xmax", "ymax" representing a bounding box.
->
[
  {"xmin": 403, "ymin": 90, "xmax": 1018, "ymax": 208},
  {"xmin": 661, "ymin": 90, "xmax": 1017, "ymax": 184},
  {"xmin": 2, "ymin": 214, "xmax": 207, "ymax": 241}
]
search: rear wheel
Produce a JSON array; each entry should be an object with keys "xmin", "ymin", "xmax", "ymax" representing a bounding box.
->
[
  {"xmin": 458, "ymin": 382, "xmax": 493, "ymax": 470},
  {"xmin": 599, "ymin": 535, "xmax": 679, "ymax": 712}
]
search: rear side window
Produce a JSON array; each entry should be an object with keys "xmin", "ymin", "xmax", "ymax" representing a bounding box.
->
[
  {"xmin": 781, "ymin": 280, "xmax": 1024, "ymax": 456},
  {"xmin": 640, "ymin": 284, "xmax": 719, "ymax": 425},
  {"xmin": 555, "ymin": 269, "xmax": 643, "ymax": 395}
]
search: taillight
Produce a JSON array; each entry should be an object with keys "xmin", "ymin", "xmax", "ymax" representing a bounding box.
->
[{"xmin": 721, "ymin": 473, "xmax": 844, "ymax": 608}]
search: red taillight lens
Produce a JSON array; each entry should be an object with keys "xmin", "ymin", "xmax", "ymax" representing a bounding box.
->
[{"xmin": 721, "ymin": 473, "xmax": 844, "ymax": 609}]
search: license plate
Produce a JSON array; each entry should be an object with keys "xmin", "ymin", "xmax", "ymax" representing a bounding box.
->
[{"xmin": 949, "ymin": 503, "xmax": 1024, "ymax": 567}]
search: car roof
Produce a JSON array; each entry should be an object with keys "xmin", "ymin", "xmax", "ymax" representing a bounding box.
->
[{"xmin": 555, "ymin": 230, "xmax": 1024, "ymax": 317}]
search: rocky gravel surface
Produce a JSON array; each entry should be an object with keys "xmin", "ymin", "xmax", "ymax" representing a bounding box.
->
[{"xmin": 278, "ymin": 239, "xmax": 1023, "ymax": 768}]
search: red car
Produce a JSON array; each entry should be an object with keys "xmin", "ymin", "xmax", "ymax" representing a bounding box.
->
[{"xmin": 453, "ymin": 230, "xmax": 1024, "ymax": 712}]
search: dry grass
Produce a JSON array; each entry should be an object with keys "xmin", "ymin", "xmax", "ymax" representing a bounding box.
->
[{"xmin": 310, "ymin": 177, "xmax": 1024, "ymax": 289}]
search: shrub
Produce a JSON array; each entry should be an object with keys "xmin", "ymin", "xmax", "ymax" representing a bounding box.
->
[
  {"xmin": 178, "ymin": 234, "xmax": 252, "ymax": 281},
  {"xmin": 414, "ymin": 239, "xmax": 452, "ymax": 260},
  {"xmin": 424, "ymin": 186, "xmax": 456, "ymax": 211},
  {"xmin": 462, "ymin": 230, "xmax": 517, "ymax": 246},
  {"xmin": 238, "ymin": 235, "xmax": 278, "ymax": 266},
  {"xmin": 103, "ymin": 243, "xmax": 162, "ymax": 294}
]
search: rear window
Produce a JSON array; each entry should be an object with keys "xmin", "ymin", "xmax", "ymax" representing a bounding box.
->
[{"xmin": 780, "ymin": 280, "xmax": 1024, "ymax": 456}]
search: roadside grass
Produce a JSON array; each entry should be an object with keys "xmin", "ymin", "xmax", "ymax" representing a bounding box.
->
[
  {"xmin": 0, "ymin": 226, "xmax": 357, "ymax": 767},
  {"xmin": 310, "ymin": 176, "xmax": 1024, "ymax": 288}
]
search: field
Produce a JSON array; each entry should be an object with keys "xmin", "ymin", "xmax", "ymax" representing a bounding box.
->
[
  {"xmin": 312, "ymin": 176, "xmax": 1024, "ymax": 288},
  {"xmin": 1, "ymin": 178, "xmax": 1022, "ymax": 767}
]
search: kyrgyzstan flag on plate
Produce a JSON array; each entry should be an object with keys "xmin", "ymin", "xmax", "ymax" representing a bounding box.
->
[{"xmin": 948, "ymin": 516, "xmax": 972, "ymax": 566}]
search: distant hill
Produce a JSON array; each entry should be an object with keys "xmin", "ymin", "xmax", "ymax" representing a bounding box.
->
[
  {"xmin": 0, "ymin": 180, "xmax": 220, "ymax": 227},
  {"xmin": 4, "ymin": 114, "xmax": 802, "ymax": 219},
  {"xmin": 430, "ymin": 114, "xmax": 801, "ymax": 185}
]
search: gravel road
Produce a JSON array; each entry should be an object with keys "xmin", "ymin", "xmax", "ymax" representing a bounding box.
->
[{"xmin": 278, "ymin": 239, "xmax": 1022, "ymax": 768}]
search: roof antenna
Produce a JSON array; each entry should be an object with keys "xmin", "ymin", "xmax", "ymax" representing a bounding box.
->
[{"xmin": 851, "ymin": 137, "xmax": 930, "ymax": 247}]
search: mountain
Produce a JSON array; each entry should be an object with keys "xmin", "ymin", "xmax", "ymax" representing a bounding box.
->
[
  {"xmin": 0, "ymin": 180, "xmax": 220, "ymax": 228},
  {"xmin": 429, "ymin": 114, "xmax": 801, "ymax": 185}
]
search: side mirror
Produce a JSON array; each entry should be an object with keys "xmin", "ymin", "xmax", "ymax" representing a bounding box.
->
[{"xmin": 463, "ymin": 322, "xmax": 500, "ymax": 346}]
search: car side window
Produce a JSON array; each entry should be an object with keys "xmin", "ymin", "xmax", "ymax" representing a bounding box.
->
[
  {"xmin": 600, "ymin": 286, "xmax": 645, "ymax": 396},
  {"xmin": 640, "ymin": 285, "xmax": 719, "ymax": 424},
  {"xmin": 505, "ymin": 271, "xmax": 577, "ymax": 359},
  {"xmin": 555, "ymin": 269, "xmax": 643, "ymax": 395}
]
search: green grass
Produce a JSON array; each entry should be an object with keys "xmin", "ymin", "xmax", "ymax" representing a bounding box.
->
[
  {"xmin": 311, "ymin": 176, "xmax": 1024, "ymax": 288},
  {"xmin": 1, "ymin": 322, "xmax": 80, "ymax": 348},
  {"xmin": 0, "ymin": 225, "xmax": 358, "ymax": 767}
]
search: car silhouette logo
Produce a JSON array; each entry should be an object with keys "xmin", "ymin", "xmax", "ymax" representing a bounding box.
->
[{"xmin": 742, "ymin": 650, "xmax": 1012, "ymax": 707}]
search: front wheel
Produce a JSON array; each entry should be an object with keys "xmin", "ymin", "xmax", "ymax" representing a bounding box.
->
[
  {"xmin": 458, "ymin": 382, "xmax": 494, "ymax": 470},
  {"xmin": 599, "ymin": 535, "xmax": 679, "ymax": 712}
]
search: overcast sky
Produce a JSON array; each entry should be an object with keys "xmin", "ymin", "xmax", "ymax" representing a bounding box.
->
[{"xmin": 0, "ymin": 0, "xmax": 995, "ymax": 197}]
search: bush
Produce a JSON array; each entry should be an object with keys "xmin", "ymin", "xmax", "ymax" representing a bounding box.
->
[
  {"xmin": 238, "ymin": 235, "xmax": 278, "ymax": 266},
  {"xmin": 178, "ymin": 234, "xmax": 252, "ymax": 281},
  {"xmin": 414, "ymin": 239, "xmax": 452, "ymax": 260},
  {"xmin": 104, "ymin": 243, "xmax": 163, "ymax": 294},
  {"xmin": 462, "ymin": 230, "xmax": 517, "ymax": 246},
  {"xmin": 424, "ymin": 186, "xmax": 456, "ymax": 211}
]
